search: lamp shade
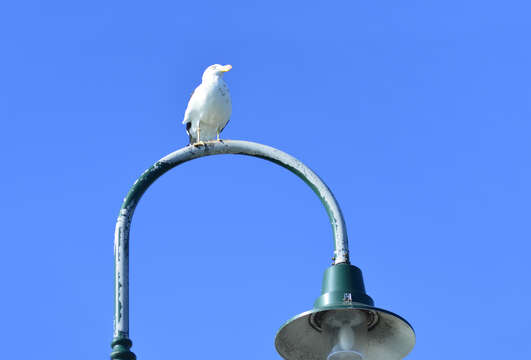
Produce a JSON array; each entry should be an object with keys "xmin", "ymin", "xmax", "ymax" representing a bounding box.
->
[{"xmin": 275, "ymin": 264, "xmax": 415, "ymax": 360}]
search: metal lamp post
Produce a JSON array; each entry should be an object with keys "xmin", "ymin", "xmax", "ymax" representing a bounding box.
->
[{"xmin": 110, "ymin": 140, "xmax": 415, "ymax": 360}]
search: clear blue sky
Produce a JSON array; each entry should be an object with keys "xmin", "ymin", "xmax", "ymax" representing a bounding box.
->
[{"xmin": 0, "ymin": 1, "xmax": 530, "ymax": 359}]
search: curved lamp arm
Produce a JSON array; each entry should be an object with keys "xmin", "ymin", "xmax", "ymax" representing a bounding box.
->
[{"xmin": 111, "ymin": 140, "xmax": 350, "ymax": 359}]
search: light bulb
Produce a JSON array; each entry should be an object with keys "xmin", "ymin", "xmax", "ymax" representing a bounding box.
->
[{"xmin": 323, "ymin": 310, "xmax": 368, "ymax": 360}]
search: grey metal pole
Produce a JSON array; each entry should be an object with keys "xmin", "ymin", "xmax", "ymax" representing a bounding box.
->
[{"xmin": 111, "ymin": 140, "xmax": 350, "ymax": 359}]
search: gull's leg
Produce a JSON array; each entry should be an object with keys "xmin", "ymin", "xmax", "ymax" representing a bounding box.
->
[
  {"xmin": 217, "ymin": 131, "xmax": 221, "ymax": 142},
  {"xmin": 194, "ymin": 126, "xmax": 205, "ymax": 147}
]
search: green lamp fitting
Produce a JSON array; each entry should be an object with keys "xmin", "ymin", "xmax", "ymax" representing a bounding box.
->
[
  {"xmin": 313, "ymin": 263, "xmax": 374, "ymax": 310},
  {"xmin": 275, "ymin": 263, "xmax": 415, "ymax": 360},
  {"xmin": 111, "ymin": 337, "xmax": 136, "ymax": 360}
]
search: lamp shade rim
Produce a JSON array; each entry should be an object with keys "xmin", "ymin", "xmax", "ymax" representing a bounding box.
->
[{"xmin": 275, "ymin": 305, "xmax": 415, "ymax": 360}]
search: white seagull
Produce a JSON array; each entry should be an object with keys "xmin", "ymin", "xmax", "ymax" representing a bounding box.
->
[{"xmin": 182, "ymin": 64, "xmax": 232, "ymax": 145}]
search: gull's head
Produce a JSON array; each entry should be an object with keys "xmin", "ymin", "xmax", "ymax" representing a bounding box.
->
[{"xmin": 202, "ymin": 64, "xmax": 232, "ymax": 81}]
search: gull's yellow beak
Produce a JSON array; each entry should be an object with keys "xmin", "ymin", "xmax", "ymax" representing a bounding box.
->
[{"xmin": 221, "ymin": 64, "xmax": 232, "ymax": 72}]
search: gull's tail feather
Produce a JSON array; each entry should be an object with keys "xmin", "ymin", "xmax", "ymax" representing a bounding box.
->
[{"xmin": 186, "ymin": 122, "xmax": 196, "ymax": 144}]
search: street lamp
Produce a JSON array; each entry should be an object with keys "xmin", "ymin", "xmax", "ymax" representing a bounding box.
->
[{"xmin": 110, "ymin": 140, "xmax": 415, "ymax": 360}]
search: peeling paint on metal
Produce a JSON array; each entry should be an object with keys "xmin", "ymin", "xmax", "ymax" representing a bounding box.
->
[{"xmin": 112, "ymin": 140, "xmax": 351, "ymax": 344}]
